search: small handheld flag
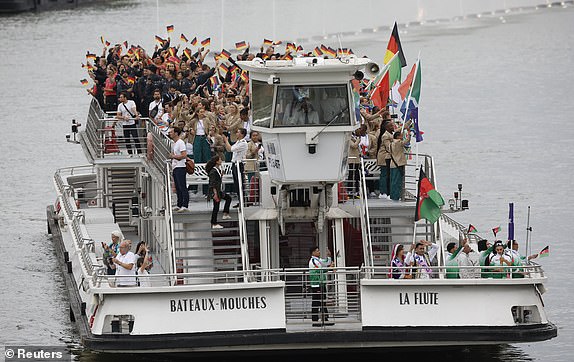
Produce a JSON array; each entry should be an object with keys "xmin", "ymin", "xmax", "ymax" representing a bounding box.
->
[
  {"xmin": 468, "ymin": 224, "xmax": 478, "ymax": 233},
  {"xmin": 220, "ymin": 49, "xmax": 231, "ymax": 60},
  {"xmin": 100, "ymin": 36, "xmax": 110, "ymax": 47},
  {"xmin": 190, "ymin": 37, "xmax": 198, "ymax": 46},
  {"xmin": 183, "ymin": 48, "xmax": 192, "ymax": 60},
  {"xmin": 155, "ymin": 35, "xmax": 166, "ymax": 45},
  {"xmin": 80, "ymin": 79, "xmax": 89, "ymax": 86},
  {"xmin": 201, "ymin": 38, "xmax": 211, "ymax": 47},
  {"xmin": 539, "ymin": 246, "xmax": 549, "ymax": 258},
  {"xmin": 166, "ymin": 25, "xmax": 174, "ymax": 34},
  {"xmin": 86, "ymin": 52, "xmax": 96, "ymax": 60},
  {"xmin": 235, "ymin": 41, "xmax": 248, "ymax": 51},
  {"xmin": 127, "ymin": 76, "xmax": 135, "ymax": 85},
  {"xmin": 492, "ymin": 226, "xmax": 501, "ymax": 237},
  {"xmin": 180, "ymin": 33, "xmax": 188, "ymax": 43},
  {"xmin": 263, "ymin": 38, "xmax": 273, "ymax": 46},
  {"xmin": 123, "ymin": 40, "xmax": 128, "ymax": 48}
]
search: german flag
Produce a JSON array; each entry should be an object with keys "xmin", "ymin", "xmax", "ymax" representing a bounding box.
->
[
  {"xmin": 296, "ymin": 45, "xmax": 303, "ymax": 52},
  {"xmin": 190, "ymin": 37, "xmax": 198, "ymax": 46},
  {"xmin": 123, "ymin": 40, "xmax": 128, "ymax": 48},
  {"xmin": 263, "ymin": 38, "xmax": 273, "ymax": 46},
  {"xmin": 127, "ymin": 76, "xmax": 135, "ymax": 85},
  {"xmin": 313, "ymin": 47, "xmax": 323, "ymax": 56},
  {"xmin": 326, "ymin": 47, "xmax": 337, "ymax": 57},
  {"xmin": 180, "ymin": 33, "xmax": 188, "ymax": 43},
  {"xmin": 240, "ymin": 70, "xmax": 249, "ymax": 83},
  {"xmin": 201, "ymin": 37, "xmax": 211, "ymax": 47},
  {"xmin": 286, "ymin": 42, "xmax": 296, "ymax": 52},
  {"xmin": 220, "ymin": 49, "xmax": 231, "ymax": 60},
  {"xmin": 80, "ymin": 79, "xmax": 89, "ymax": 86},
  {"xmin": 273, "ymin": 40, "xmax": 282, "ymax": 45},
  {"xmin": 235, "ymin": 41, "xmax": 248, "ymax": 51},
  {"xmin": 219, "ymin": 63, "xmax": 229, "ymax": 75},
  {"xmin": 210, "ymin": 75, "xmax": 220, "ymax": 88},
  {"xmin": 155, "ymin": 35, "xmax": 166, "ymax": 45},
  {"xmin": 183, "ymin": 48, "xmax": 192, "ymax": 60},
  {"xmin": 284, "ymin": 53, "xmax": 293, "ymax": 61},
  {"xmin": 229, "ymin": 65, "xmax": 238, "ymax": 74},
  {"xmin": 127, "ymin": 48, "xmax": 134, "ymax": 56},
  {"xmin": 166, "ymin": 25, "xmax": 174, "ymax": 34},
  {"xmin": 320, "ymin": 44, "xmax": 329, "ymax": 53},
  {"xmin": 168, "ymin": 47, "xmax": 177, "ymax": 57},
  {"xmin": 100, "ymin": 36, "xmax": 106, "ymax": 45},
  {"xmin": 86, "ymin": 52, "xmax": 96, "ymax": 60}
]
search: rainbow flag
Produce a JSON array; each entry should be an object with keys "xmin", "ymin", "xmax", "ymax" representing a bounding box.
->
[
  {"xmin": 166, "ymin": 25, "xmax": 174, "ymax": 34},
  {"xmin": 539, "ymin": 245, "xmax": 549, "ymax": 258},
  {"xmin": 263, "ymin": 38, "xmax": 273, "ymax": 46},
  {"xmin": 468, "ymin": 224, "xmax": 478, "ymax": 233},
  {"xmin": 155, "ymin": 35, "xmax": 166, "ymax": 45},
  {"xmin": 80, "ymin": 79, "xmax": 89, "ymax": 86},
  {"xmin": 127, "ymin": 76, "xmax": 135, "ymax": 85},
  {"xmin": 86, "ymin": 52, "xmax": 96, "ymax": 60},
  {"xmin": 235, "ymin": 41, "xmax": 248, "ymax": 51},
  {"xmin": 180, "ymin": 33, "xmax": 188, "ymax": 43},
  {"xmin": 492, "ymin": 226, "xmax": 501, "ymax": 237},
  {"xmin": 190, "ymin": 37, "xmax": 198, "ymax": 46},
  {"xmin": 201, "ymin": 37, "xmax": 211, "ymax": 47}
]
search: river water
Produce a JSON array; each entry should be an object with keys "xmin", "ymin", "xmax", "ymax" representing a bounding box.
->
[{"xmin": 0, "ymin": 0, "xmax": 572, "ymax": 361}]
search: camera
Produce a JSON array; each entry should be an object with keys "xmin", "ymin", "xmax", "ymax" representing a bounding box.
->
[{"xmin": 223, "ymin": 130, "xmax": 230, "ymax": 136}]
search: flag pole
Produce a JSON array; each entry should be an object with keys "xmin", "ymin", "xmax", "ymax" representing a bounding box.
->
[
  {"xmin": 526, "ymin": 206, "xmax": 532, "ymax": 262},
  {"xmin": 401, "ymin": 53, "xmax": 420, "ymax": 133}
]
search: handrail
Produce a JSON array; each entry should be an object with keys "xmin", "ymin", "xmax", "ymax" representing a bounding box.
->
[
  {"xmin": 359, "ymin": 158, "xmax": 374, "ymax": 270},
  {"xmin": 165, "ymin": 161, "xmax": 177, "ymax": 277},
  {"xmin": 235, "ymin": 161, "xmax": 250, "ymax": 271}
]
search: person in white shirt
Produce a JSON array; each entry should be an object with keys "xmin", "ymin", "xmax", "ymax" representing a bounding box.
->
[
  {"xmin": 112, "ymin": 241, "xmax": 137, "ymax": 287},
  {"xmin": 115, "ymin": 92, "xmax": 141, "ymax": 155},
  {"xmin": 457, "ymin": 242, "xmax": 481, "ymax": 279},
  {"xmin": 148, "ymin": 89, "xmax": 165, "ymax": 131},
  {"xmin": 405, "ymin": 240, "xmax": 439, "ymax": 279},
  {"xmin": 224, "ymin": 128, "xmax": 248, "ymax": 208},
  {"xmin": 169, "ymin": 127, "xmax": 189, "ymax": 212}
]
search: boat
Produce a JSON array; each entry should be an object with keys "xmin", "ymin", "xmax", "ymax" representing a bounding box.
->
[{"xmin": 46, "ymin": 54, "xmax": 557, "ymax": 354}]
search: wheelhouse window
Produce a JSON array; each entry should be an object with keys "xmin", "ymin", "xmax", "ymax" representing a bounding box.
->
[
  {"xmin": 252, "ymin": 80, "xmax": 274, "ymax": 128},
  {"xmin": 274, "ymin": 84, "xmax": 350, "ymax": 127}
]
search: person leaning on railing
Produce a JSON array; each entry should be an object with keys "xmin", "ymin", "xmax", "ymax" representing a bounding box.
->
[{"xmin": 115, "ymin": 92, "xmax": 142, "ymax": 155}]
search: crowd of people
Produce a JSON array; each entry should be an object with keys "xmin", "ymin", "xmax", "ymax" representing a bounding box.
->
[{"xmin": 390, "ymin": 238, "xmax": 540, "ymax": 280}]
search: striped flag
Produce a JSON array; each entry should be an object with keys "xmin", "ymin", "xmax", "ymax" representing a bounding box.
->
[
  {"xmin": 127, "ymin": 48, "xmax": 134, "ymax": 56},
  {"xmin": 155, "ymin": 35, "xmax": 166, "ymax": 45},
  {"xmin": 273, "ymin": 40, "xmax": 282, "ymax": 45},
  {"xmin": 385, "ymin": 22, "xmax": 407, "ymax": 67},
  {"xmin": 80, "ymin": 79, "xmax": 89, "ymax": 86},
  {"xmin": 190, "ymin": 37, "xmax": 198, "ymax": 46},
  {"xmin": 468, "ymin": 224, "xmax": 478, "ymax": 233},
  {"xmin": 539, "ymin": 246, "xmax": 549, "ymax": 258},
  {"xmin": 180, "ymin": 33, "xmax": 188, "ymax": 43},
  {"xmin": 101, "ymin": 36, "xmax": 110, "ymax": 47},
  {"xmin": 169, "ymin": 47, "xmax": 177, "ymax": 57},
  {"xmin": 210, "ymin": 74, "xmax": 220, "ymax": 88},
  {"xmin": 296, "ymin": 45, "xmax": 303, "ymax": 52},
  {"xmin": 166, "ymin": 25, "xmax": 174, "ymax": 34},
  {"xmin": 399, "ymin": 58, "xmax": 423, "ymax": 142},
  {"xmin": 326, "ymin": 47, "xmax": 336, "ymax": 57},
  {"xmin": 86, "ymin": 52, "xmax": 96, "ymax": 60},
  {"xmin": 219, "ymin": 63, "xmax": 229, "ymax": 75},
  {"xmin": 263, "ymin": 38, "xmax": 273, "ymax": 46},
  {"xmin": 183, "ymin": 48, "xmax": 192, "ymax": 60},
  {"xmin": 240, "ymin": 70, "xmax": 249, "ymax": 83},
  {"xmin": 235, "ymin": 41, "xmax": 248, "ymax": 51},
  {"xmin": 201, "ymin": 37, "xmax": 211, "ymax": 47},
  {"xmin": 127, "ymin": 76, "xmax": 135, "ymax": 85},
  {"xmin": 123, "ymin": 40, "xmax": 128, "ymax": 48},
  {"xmin": 286, "ymin": 42, "xmax": 296, "ymax": 52},
  {"xmin": 313, "ymin": 46, "xmax": 323, "ymax": 56},
  {"xmin": 220, "ymin": 49, "xmax": 231, "ymax": 60},
  {"xmin": 492, "ymin": 226, "xmax": 501, "ymax": 237},
  {"xmin": 284, "ymin": 53, "xmax": 293, "ymax": 60}
]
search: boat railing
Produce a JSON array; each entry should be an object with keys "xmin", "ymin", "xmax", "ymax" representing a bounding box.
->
[
  {"xmin": 235, "ymin": 161, "xmax": 250, "ymax": 270},
  {"xmin": 362, "ymin": 263, "xmax": 546, "ymax": 280},
  {"xmin": 165, "ymin": 161, "xmax": 177, "ymax": 275},
  {"xmin": 359, "ymin": 158, "xmax": 374, "ymax": 270}
]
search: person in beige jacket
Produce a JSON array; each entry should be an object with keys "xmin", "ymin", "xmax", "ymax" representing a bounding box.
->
[
  {"xmin": 376, "ymin": 120, "xmax": 394, "ymax": 198},
  {"xmin": 348, "ymin": 128, "xmax": 362, "ymax": 195},
  {"xmin": 389, "ymin": 131, "xmax": 411, "ymax": 201}
]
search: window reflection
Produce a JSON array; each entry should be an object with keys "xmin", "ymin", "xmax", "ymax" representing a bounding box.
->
[
  {"xmin": 252, "ymin": 80, "xmax": 274, "ymax": 128},
  {"xmin": 274, "ymin": 84, "xmax": 349, "ymax": 127}
]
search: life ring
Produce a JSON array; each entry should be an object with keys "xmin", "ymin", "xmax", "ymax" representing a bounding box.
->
[
  {"xmin": 88, "ymin": 199, "xmax": 97, "ymax": 207},
  {"xmin": 146, "ymin": 132, "xmax": 154, "ymax": 161}
]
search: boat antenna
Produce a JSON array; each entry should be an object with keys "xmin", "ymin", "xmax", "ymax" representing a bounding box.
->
[{"xmin": 526, "ymin": 206, "xmax": 532, "ymax": 262}]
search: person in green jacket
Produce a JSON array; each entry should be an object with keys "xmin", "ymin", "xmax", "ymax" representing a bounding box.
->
[{"xmin": 308, "ymin": 246, "xmax": 334, "ymax": 327}]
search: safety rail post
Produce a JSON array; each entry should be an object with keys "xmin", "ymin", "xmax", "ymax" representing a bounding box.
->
[
  {"xmin": 359, "ymin": 158, "xmax": 374, "ymax": 273},
  {"xmin": 235, "ymin": 161, "xmax": 250, "ymax": 273},
  {"xmin": 164, "ymin": 161, "xmax": 177, "ymax": 280}
]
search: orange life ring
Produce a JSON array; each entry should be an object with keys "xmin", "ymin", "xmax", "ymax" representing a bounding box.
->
[{"xmin": 146, "ymin": 132, "xmax": 154, "ymax": 161}]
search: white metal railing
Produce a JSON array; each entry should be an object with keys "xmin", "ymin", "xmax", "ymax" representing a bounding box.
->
[
  {"xmin": 359, "ymin": 158, "xmax": 374, "ymax": 270},
  {"xmin": 236, "ymin": 161, "xmax": 250, "ymax": 271},
  {"xmin": 165, "ymin": 161, "xmax": 177, "ymax": 276}
]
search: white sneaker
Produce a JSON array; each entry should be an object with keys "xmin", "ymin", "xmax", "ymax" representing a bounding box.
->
[
  {"xmin": 212, "ymin": 224, "xmax": 224, "ymax": 229},
  {"xmin": 222, "ymin": 214, "xmax": 231, "ymax": 220},
  {"xmin": 172, "ymin": 206, "xmax": 181, "ymax": 212},
  {"xmin": 176, "ymin": 207, "xmax": 188, "ymax": 213},
  {"xmin": 378, "ymin": 194, "xmax": 387, "ymax": 199}
]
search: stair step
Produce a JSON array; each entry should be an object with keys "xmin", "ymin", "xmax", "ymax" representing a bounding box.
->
[
  {"xmin": 175, "ymin": 238, "xmax": 240, "ymax": 244},
  {"xmin": 175, "ymin": 245, "xmax": 241, "ymax": 251},
  {"xmin": 177, "ymin": 254, "xmax": 241, "ymax": 261},
  {"xmin": 178, "ymin": 263, "xmax": 241, "ymax": 269}
]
